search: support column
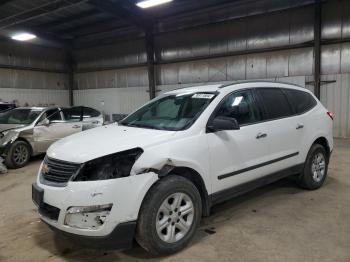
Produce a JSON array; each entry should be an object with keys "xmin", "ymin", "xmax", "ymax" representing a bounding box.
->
[
  {"xmin": 66, "ymin": 51, "xmax": 74, "ymax": 106},
  {"xmin": 146, "ymin": 32, "xmax": 156, "ymax": 99},
  {"xmin": 314, "ymin": 0, "xmax": 321, "ymax": 99}
]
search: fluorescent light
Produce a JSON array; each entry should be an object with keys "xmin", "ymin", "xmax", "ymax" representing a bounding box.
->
[
  {"xmin": 136, "ymin": 0, "xmax": 173, "ymax": 9},
  {"xmin": 11, "ymin": 33, "xmax": 36, "ymax": 41}
]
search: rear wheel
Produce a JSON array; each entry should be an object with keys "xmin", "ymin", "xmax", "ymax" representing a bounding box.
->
[
  {"xmin": 5, "ymin": 140, "xmax": 31, "ymax": 169},
  {"xmin": 135, "ymin": 175, "xmax": 202, "ymax": 255},
  {"xmin": 298, "ymin": 144, "xmax": 329, "ymax": 190}
]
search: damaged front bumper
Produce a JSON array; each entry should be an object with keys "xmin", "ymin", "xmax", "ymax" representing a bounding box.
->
[{"xmin": 32, "ymin": 170, "xmax": 158, "ymax": 250}]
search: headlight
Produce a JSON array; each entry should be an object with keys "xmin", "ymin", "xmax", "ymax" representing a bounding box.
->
[{"xmin": 73, "ymin": 148, "xmax": 143, "ymax": 181}]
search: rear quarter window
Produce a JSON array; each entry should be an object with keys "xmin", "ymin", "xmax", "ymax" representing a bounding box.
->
[{"xmin": 283, "ymin": 89, "xmax": 317, "ymax": 114}]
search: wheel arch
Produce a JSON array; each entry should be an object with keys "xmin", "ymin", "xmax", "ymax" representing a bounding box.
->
[
  {"xmin": 156, "ymin": 165, "xmax": 211, "ymax": 217},
  {"xmin": 312, "ymin": 136, "xmax": 331, "ymax": 159}
]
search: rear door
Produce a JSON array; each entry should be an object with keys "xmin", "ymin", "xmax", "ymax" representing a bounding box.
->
[
  {"xmin": 82, "ymin": 107, "xmax": 103, "ymax": 130},
  {"xmin": 255, "ymin": 88, "xmax": 300, "ymax": 172},
  {"xmin": 60, "ymin": 107, "xmax": 83, "ymax": 135}
]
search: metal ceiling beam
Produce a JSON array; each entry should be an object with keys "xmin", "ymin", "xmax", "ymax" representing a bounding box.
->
[
  {"xmin": 0, "ymin": 0, "xmax": 86, "ymax": 30},
  {"xmin": 37, "ymin": 9, "xmax": 98, "ymax": 30},
  {"xmin": 0, "ymin": 0, "xmax": 12, "ymax": 7},
  {"xmin": 56, "ymin": 18, "xmax": 125, "ymax": 37},
  {"xmin": 88, "ymin": 0, "xmax": 152, "ymax": 31}
]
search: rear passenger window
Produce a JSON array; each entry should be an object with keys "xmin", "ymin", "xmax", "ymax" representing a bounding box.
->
[
  {"xmin": 284, "ymin": 89, "xmax": 317, "ymax": 114},
  {"xmin": 256, "ymin": 88, "xmax": 293, "ymax": 120},
  {"xmin": 62, "ymin": 107, "xmax": 82, "ymax": 122},
  {"xmin": 215, "ymin": 90, "xmax": 262, "ymax": 125},
  {"xmin": 83, "ymin": 107, "xmax": 100, "ymax": 118}
]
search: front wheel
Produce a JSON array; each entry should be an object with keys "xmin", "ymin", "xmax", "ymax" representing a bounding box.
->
[
  {"xmin": 5, "ymin": 140, "xmax": 31, "ymax": 169},
  {"xmin": 298, "ymin": 143, "xmax": 329, "ymax": 190},
  {"xmin": 135, "ymin": 175, "xmax": 202, "ymax": 255}
]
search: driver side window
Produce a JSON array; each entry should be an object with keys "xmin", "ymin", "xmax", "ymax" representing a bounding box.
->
[{"xmin": 215, "ymin": 90, "xmax": 261, "ymax": 126}]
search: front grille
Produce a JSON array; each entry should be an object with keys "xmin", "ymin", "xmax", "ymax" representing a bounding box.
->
[
  {"xmin": 41, "ymin": 157, "xmax": 81, "ymax": 184},
  {"xmin": 39, "ymin": 203, "xmax": 60, "ymax": 221}
]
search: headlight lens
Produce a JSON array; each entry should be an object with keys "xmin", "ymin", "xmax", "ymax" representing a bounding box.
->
[{"xmin": 73, "ymin": 148, "xmax": 143, "ymax": 181}]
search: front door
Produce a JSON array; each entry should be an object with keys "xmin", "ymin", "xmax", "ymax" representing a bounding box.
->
[
  {"xmin": 206, "ymin": 89, "xmax": 271, "ymax": 194},
  {"xmin": 34, "ymin": 108, "xmax": 83, "ymax": 153}
]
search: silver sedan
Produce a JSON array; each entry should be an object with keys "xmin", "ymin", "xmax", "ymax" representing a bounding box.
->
[{"xmin": 0, "ymin": 106, "xmax": 103, "ymax": 168}]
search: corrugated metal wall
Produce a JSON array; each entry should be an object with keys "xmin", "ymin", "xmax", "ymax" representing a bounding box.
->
[
  {"xmin": 0, "ymin": 41, "xmax": 69, "ymax": 106},
  {"xmin": 321, "ymin": 74, "xmax": 350, "ymax": 138}
]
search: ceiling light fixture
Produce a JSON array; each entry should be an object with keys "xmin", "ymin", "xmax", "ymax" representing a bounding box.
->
[
  {"xmin": 136, "ymin": 0, "xmax": 173, "ymax": 9},
  {"xmin": 11, "ymin": 33, "xmax": 37, "ymax": 41}
]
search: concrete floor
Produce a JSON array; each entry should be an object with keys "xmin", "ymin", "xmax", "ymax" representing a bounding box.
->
[{"xmin": 0, "ymin": 139, "xmax": 350, "ymax": 262}]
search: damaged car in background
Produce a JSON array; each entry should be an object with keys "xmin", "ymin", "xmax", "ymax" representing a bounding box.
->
[{"xmin": 0, "ymin": 106, "xmax": 103, "ymax": 168}]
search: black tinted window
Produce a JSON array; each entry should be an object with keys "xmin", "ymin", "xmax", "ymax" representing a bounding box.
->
[
  {"xmin": 257, "ymin": 88, "xmax": 293, "ymax": 120},
  {"xmin": 45, "ymin": 109, "xmax": 62, "ymax": 121},
  {"xmin": 83, "ymin": 107, "xmax": 100, "ymax": 118},
  {"xmin": 215, "ymin": 90, "xmax": 262, "ymax": 125},
  {"xmin": 62, "ymin": 107, "xmax": 82, "ymax": 122},
  {"xmin": 284, "ymin": 89, "xmax": 317, "ymax": 114}
]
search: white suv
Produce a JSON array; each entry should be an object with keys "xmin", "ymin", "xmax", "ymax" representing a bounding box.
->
[{"xmin": 32, "ymin": 81, "xmax": 333, "ymax": 255}]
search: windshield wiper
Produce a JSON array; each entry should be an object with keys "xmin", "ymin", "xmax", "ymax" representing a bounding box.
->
[{"xmin": 126, "ymin": 123, "xmax": 158, "ymax": 129}]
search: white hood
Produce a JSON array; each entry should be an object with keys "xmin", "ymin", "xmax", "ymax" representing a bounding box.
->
[{"xmin": 47, "ymin": 124, "xmax": 177, "ymax": 163}]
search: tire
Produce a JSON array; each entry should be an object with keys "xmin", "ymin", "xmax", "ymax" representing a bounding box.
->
[
  {"xmin": 5, "ymin": 140, "xmax": 31, "ymax": 169},
  {"xmin": 135, "ymin": 175, "xmax": 202, "ymax": 255},
  {"xmin": 298, "ymin": 143, "xmax": 329, "ymax": 190}
]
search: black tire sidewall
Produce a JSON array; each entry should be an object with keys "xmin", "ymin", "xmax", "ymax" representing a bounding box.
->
[
  {"xmin": 136, "ymin": 175, "xmax": 202, "ymax": 255},
  {"xmin": 301, "ymin": 144, "xmax": 328, "ymax": 190},
  {"xmin": 7, "ymin": 141, "xmax": 31, "ymax": 168}
]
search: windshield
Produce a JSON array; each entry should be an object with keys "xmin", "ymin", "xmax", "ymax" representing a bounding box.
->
[
  {"xmin": 120, "ymin": 92, "xmax": 217, "ymax": 131},
  {"xmin": 0, "ymin": 108, "xmax": 42, "ymax": 125}
]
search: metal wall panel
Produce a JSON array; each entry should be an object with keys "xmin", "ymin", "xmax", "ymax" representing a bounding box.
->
[
  {"xmin": 320, "ymin": 74, "xmax": 350, "ymax": 138},
  {"xmin": 0, "ymin": 88, "xmax": 69, "ymax": 107},
  {"xmin": 158, "ymin": 48, "xmax": 314, "ymax": 85},
  {"xmin": 74, "ymin": 39, "xmax": 147, "ymax": 71},
  {"xmin": 0, "ymin": 42, "xmax": 66, "ymax": 71},
  {"xmin": 156, "ymin": 5, "xmax": 314, "ymax": 63},
  {"xmin": 73, "ymin": 86, "xmax": 149, "ymax": 117},
  {"xmin": 0, "ymin": 69, "xmax": 68, "ymax": 90},
  {"xmin": 74, "ymin": 67, "xmax": 148, "ymax": 89}
]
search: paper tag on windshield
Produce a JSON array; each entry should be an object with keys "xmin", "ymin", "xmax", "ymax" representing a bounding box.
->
[{"xmin": 192, "ymin": 93, "xmax": 215, "ymax": 99}]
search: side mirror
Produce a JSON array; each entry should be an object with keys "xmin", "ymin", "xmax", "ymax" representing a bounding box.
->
[
  {"xmin": 207, "ymin": 116, "xmax": 240, "ymax": 132},
  {"xmin": 38, "ymin": 118, "xmax": 50, "ymax": 126}
]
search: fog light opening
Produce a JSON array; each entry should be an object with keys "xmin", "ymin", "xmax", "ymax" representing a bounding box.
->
[{"xmin": 64, "ymin": 204, "xmax": 113, "ymax": 230}]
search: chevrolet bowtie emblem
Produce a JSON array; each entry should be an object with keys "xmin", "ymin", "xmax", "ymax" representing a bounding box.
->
[{"xmin": 42, "ymin": 163, "xmax": 50, "ymax": 174}]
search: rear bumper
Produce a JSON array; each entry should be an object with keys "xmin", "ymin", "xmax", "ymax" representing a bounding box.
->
[{"xmin": 44, "ymin": 219, "xmax": 137, "ymax": 250}]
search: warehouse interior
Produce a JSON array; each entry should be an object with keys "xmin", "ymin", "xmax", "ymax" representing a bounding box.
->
[{"xmin": 0, "ymin": 0, "xmax": 350, "ymax": 261}]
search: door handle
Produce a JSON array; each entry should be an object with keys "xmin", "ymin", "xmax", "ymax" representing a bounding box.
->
[
  {"xmin": 256, "ymin": 132, "xmax": 267, "ymax": 139},
  {"xmin": 72, "ymin": 125, "xmax": 81, "ymax": 129},
  {"xmin": 296, "ymin": 124, "xmax": 304, "ymax": 130}
]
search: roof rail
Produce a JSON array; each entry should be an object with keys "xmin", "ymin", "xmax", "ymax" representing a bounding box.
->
[{"xmin": 218, "ymin": 80, "xmax": 304, "ymax": 89}]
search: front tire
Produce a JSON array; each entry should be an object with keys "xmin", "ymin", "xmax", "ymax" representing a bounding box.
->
[
  {"xmin": 298, "ymin": 143, "xmax": 329, "ymax": 190},
  {"xmin": 5, "ymin": 140, "xmax": 31, "ymax": 169},
  {"xmin": 136, "ymin": 175, "xmax": 202, "ymax": 255}
]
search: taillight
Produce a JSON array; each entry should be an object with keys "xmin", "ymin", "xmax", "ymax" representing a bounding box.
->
[{"xmin": 327, "ymin": 111, "xmax": 334, "ymax": 120}]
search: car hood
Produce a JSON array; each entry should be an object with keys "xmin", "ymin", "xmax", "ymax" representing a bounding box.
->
[
  {"xmin": 47, "ymin": 124, "xmax": 177, "ymax": 163},
  {"xmin": 0, "ymin": 124, "xmax": 26, "ymax": 132}
]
